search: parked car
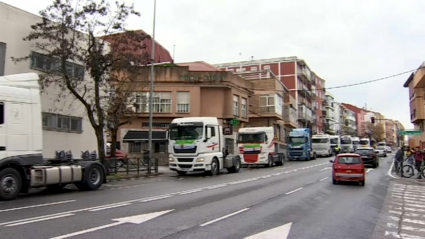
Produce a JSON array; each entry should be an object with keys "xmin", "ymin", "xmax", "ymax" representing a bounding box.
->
[
  {"xmin": 330, "ymin": 153, "xmax": 365, "ymax": 186},
  {"xmin": 106, "ymin": 146, "xmax": 129, "ymax": 168},
  {"xmin": 375, "ymin": 147, "xmax": 387, "ymax": 157},
  {"xmin": 354, "ymin": 147, "xmax": 379, "ymax": 168},
  {"xmin": 385, "ymin": 146, "xmax": 392, "ymax": 153}
]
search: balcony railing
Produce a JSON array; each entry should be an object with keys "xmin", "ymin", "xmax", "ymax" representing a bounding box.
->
[
  {"xmin": 298, "ymin": 105, "xmax": 313, "ymax": 122},
  {"xmin": 283, "ymin": 105, "xmax": 297, "ymax": 125},
  {"xmin": 297, "ymin": 66, "xmax": 312, "ymax": 83}
]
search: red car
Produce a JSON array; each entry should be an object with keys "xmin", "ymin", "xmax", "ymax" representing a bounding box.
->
[{"xmin": 330, "ymin": 153, "xmax": 365, "ymax": 186}]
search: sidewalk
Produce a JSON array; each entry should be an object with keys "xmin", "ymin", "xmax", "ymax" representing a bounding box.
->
[
  {"xmin": 106, "ymin": 166, "xmax": 172, "ymax": 182},
  {"xmin": 372, "ymin": 180, "xmax": 425, "ymax": 239}
]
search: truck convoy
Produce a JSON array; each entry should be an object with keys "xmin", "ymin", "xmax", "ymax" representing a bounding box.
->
[
  {"xmin": 340, "ymin": 135, "xmax": 354, "ymax": 153},
  {"xmin": 0, "ymin": 73, "xmax": 106, "ymax": 201},
  {"xmin": 168, "ymin": 117, "xmax": 241, "ymax": 176},
  {"xmin": 287, "ymin": 128, "xmax": 316, "ymax": 160},
  {"xmin": 312, "ymin": 134, "xmax": 332, "ymax": 157},
  {"xmin": 352, "ymin": 137, "xmax": 360, "ymax": 151},
  {"xmin": 237, "ymin": 127, "xmax": 285, "ymax": 167}
]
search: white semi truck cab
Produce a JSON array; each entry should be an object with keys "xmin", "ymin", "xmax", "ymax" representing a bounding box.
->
[
  {"xmin": 0, "ymin": 73, "xmax": 106, "ymax": 201},
  {"xmin": 237, "ymin": 127, "xmax": 285, "ymax": 167},
  {"xmin": 168, "ymin": 117, "xmax": 241, "ymax": 176}
]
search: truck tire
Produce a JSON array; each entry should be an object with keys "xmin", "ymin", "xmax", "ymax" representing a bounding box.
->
[
  {"xmin": 208, "ymin": 158, "xmax": 219, "ymax": 176},
  {"xmin": 266, "ymin": 155, "xmax": 273, "ymax": 167},
  {"xmin": 275, "ymin": 154, "xmax": 284, "ymax": 166},
  {"xmin": 0, "ymin": 168, "xmax": 22, "ymax": 201},
  {"xmin": 75, "ymin": 164, "xmax": 104, "ymax": 191},
  {"xmin": 227, "ymin": 156, "xmax": 241, "ymax": 173}
]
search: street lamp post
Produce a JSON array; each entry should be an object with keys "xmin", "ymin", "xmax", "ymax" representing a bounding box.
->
[{"xmin": 147, "ymin": 0, "xmax": 157, "ymax": 174}]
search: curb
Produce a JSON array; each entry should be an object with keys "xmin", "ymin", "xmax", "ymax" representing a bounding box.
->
[{"xmin": 106, "ymin": 173, "xmax": 164, "ymax": 182}]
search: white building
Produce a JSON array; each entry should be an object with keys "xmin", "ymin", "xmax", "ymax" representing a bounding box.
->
[
  {"xmin": 324, "ymin": 91, "xmax": 337, "ymax": 134},
  {"xmin": 0, "ymin": 2, "xmax": 98, "ymax": 159},
  {"xmin": 334, "ymin": 102, "xmax": 342, "ymax": 134}
]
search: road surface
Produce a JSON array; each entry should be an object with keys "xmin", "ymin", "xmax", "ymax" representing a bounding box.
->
[{"xmin": 1, "ymin": 154, "xmax": 416, "ymax": 239}]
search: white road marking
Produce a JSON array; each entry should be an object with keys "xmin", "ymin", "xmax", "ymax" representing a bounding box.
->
[
  {"xmin": 5, "ymin": 213, "xmax": 74, "ymax": 227},
  {"xmin": 199, "ymin": 208, "xmax": 249, "ymax": 227},
  {"xmin": 319, "ymin": 177, "xmax": 329, "ymax": 182},
  {"xmin": 366, "ymin": 168, "xmax": 373, "ymax": 173},
  {"xmin": 0, "ymin": 200, "xmax": 76, "ymax": 213},
  {"xmin": 50, "ymin": 210, "xmax": 174, "ymax": 239},
  {"xmin": 319, "ymin": 167, "xmax": 331, "ymax": 171},
  {"xmin": 179, "ymin": 189, "xmax": 203, "ymax": 195},
  {"xmin": 206, "ymin": 184, "xmax": 228, "ymax": 189},
  {"xmin": 140, "ymin": 195, "xmax": 174, "ymax": 202},
  {"xmin": 245, "ymin": 222, "xmax": 293, "ymax": 239},
  {"xmin": 385, "ymin": 231, "xmax": 425, "ymax": 239},
  {"xmin": 388, "ymin": 161, "xmax": 398, "ymax": 179},
  {"xmin": 285, "ymin": 187, "xmax": 303, "ymax": 195},
  {"xmin": 89, "ymin": 203, "xmax": 132, "ymax": 212}
]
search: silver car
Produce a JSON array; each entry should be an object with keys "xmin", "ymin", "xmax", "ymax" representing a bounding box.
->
[{"xmin": 375, "ymin": 147, "xmax": 387, "ymax": 157}]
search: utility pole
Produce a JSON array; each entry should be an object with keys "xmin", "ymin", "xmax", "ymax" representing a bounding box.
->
[{"xmin": 147, "ymin": 0, "xmax": 157, "ymax": 174}]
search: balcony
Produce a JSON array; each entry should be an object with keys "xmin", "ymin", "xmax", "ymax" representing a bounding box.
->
[
  {"xmin": 283, "ymin": 105, "xmax": 297, "ymax": 128},
  {"xmin": 325, "ymin": 101, "xmax": 334, "ymax": 109},
  {"xmin": 410, "ymin": 97, "xmax": 425, "ymax": 124},
  {"xmin": 298, "ymin": 105, "xmax": 313, "ymax": 122},
  {"xmin": 257, "ymin": 94, "xmax": 284, "ymax": 119},
  {"xmin": 297, "ymin": 65, "xmax": 312, "ymax": 83}
]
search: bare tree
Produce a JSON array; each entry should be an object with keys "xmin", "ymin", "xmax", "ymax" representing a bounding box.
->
[
  {"xmin": 365, "ymin": 122, "xmax": 385, "ymax": 142},
  {"xmin": 12, "ymin": 0, "xmax": 149, "ymax": 163}
]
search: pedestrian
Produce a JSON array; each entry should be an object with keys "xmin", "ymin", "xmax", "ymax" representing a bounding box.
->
[
  {"xmin": 394, "ymin": 146, "xmax": 404, "ymax": 172},
  {"xmin": 414, "ymin": 146, "xmax": 423, "ymax": 179}
]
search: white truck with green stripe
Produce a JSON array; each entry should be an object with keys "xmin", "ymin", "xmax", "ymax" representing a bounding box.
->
[
  {"xmin": 237, "ymin": 127, "xmax": 285, "ymax": 167},
  {"xmin": 168, "ymin": 117, "xmax": 241, "ymax": 176}
]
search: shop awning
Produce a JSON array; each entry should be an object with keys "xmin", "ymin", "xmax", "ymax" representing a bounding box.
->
[{"xmin": 122, "ymin": 130, "xmax": 167, "ymax": 142}]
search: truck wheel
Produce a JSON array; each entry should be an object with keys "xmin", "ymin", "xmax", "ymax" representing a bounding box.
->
[
  {"xmin": 75, "ymin": 164, "xmax": 104, "ymax": 191},
  {"xmin": 177, "ymin": 171, "xmax": 187, "ymax": 176},
  {"xmin": 0, "ymin": 168, "xmax": 22, "ymax": 201},
  {"xmin": 266, "ymin": 155, "xmax": 273, "ymax": 167},
  {"xmin": 275, "ymin": 155, "xmax": 284, "ymax": 166},
  {"xmin": 227, "ymin": 156, "xmax": 241, "ymax": 173},
  {"xmin": 209, "ymin": 158, "xmax": 219, "ymax": 176}
]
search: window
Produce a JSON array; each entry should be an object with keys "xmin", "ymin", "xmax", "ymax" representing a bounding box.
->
[
  {"xmin": 30, "ymin": 52, "xmax": 85, "ymax": 79},
  {"xmin": 0, "ymin": 102, "xmax": 4, "ymax": 124},
  {"xmin": 0, "ymin": 42, "xmax": 6, "ymax": 76},
  {"xmin": 241, "ymin": 68, "xmax": 246, "ymax": 72},
  {"xmin": 241, "ymin": 98, "xmax": 247, "ymax": 118},
  {"xmin": 259, "ymin": 94, "xmax": 275, "ymax": 112},
  {"xmin": 154, "ymin": 142, "xmax": 167, "ymax": 153},
  {"xmin": 42, "ymin": 112, "xmax": 82, "ymax": 133},
  {"xmin": 177, "ymin": 92, "xmax": 190, "ymax": 113},
  {"xmin": 129, "ymin": 142, "xmax": 142, "ymax": 153},
  {"xmin": 250, "ymin": 67, "xmax": 257, "ymax": 71},
  {"xmin": 233, "ymin": 95, "xmax": 239, "ymax": 116},
  {"xmin": 228, "ymin": 69, "xmax": 234, "ymax": 72},
  {"xmin": 263, "ymin": 65, "xmax": 270, "ymax": 70},
  {"xmin": 337, "ymin": 157, "xmax": 361, "ymax": 164},
  {"xmin": 135, "ymin": 92, "xmax": 172, "ymax": 113}
]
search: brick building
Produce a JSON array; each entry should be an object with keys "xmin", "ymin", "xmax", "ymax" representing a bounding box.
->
[{"xmin": 214, "ymin": 57, "xmax": 322, "ymax": 132}]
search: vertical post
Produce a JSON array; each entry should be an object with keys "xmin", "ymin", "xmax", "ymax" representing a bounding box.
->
[
  {"xmin": 148, "ymin": 0, "xmax": 157, "ymax": 174},
  {"xmin": 172, "ymin": 45, "xmax": 175, "ymax": 61}
]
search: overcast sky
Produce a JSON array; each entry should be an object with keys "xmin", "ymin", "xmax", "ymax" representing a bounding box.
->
[{"xmin": 3, "ymin": 0, "xmax": 420, "ymax": 129}]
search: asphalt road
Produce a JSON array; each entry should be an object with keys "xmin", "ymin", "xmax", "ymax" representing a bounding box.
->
[{"xmin": 0, "ymin": 154, "xmax": 396, "ymax": 239}]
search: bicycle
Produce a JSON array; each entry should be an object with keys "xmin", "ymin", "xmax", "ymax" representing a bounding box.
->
[
  {"xmin": 393, "ymin": 155, "xmax": 416, "ymax": 178},
  {"xmin": 419, "ymin": 161, "xmax": 425, "ymax": 178}
]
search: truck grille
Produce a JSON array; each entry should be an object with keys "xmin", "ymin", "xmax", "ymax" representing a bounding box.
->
[
  {"xmin": 174, "ymin": 147, "xmax": 197, "ymax": 154},
  {"xmin": 289, "ymin": 151, "xmax": 303, "ymax": 156},
  {"xmin": 177, "ymin": 158, "xmax": 194, "ymax": 162},
  {"xmin": 178, "ymin": 164, "xmax": 192, "ymax": 168}
]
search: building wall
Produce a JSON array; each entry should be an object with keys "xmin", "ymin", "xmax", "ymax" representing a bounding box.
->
[
  {"xmin": 315, "ymin": 77, "xmax": 326, "ymax": 133},
  {"xmin": 0, "ymin": 2, "xmax": 98, "ymax": 159}
]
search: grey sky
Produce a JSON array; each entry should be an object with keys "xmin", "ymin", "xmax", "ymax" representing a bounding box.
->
[{"xmin": 2, "ymin": 0, "xmax": 419, "ymax": 129}]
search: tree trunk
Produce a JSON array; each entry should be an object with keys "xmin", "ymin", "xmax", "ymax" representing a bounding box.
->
[
  {"xmin": 95, "ymin": 127, "xmax": 106, "ymax": 164},
  {"xmin": 110, "ymin": 128, "xmax": 118, "ymax": 158}
]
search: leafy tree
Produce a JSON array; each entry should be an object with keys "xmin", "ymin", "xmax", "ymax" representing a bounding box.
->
[
  {"xmin": 13, "ymin": 0, "xmax": 150, "ymax": 163},
  {"xmin": 365, "ymin": 122, "xmax": 385, "ymax": 142}
]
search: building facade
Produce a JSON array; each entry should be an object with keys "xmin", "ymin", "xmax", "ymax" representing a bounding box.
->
[
  {"xmin": 324, "ymin": 92, "xmax": 336, "ymax": 134},
  {"xmin": 118, "ymin": 63, "xmax": 253, "ymax": 163},
  {"xmin": 0, "ymin": 2, "xmax": 98, "ymax": 158},
  {"xmin": 316, "ymin": 76, "xmax": 326, "ymax": 133},
  {"xmin": 214, "ymin": 57, "xmax": 319, "ymax": 130},
  {"xmin": 342, "ymin": 103, "xmax": 367, "ymax": 137}
]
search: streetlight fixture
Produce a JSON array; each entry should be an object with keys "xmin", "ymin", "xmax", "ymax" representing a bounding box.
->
[{"xmin": 147, "ymin": 0, "xmax": 157, "ymax": 174}]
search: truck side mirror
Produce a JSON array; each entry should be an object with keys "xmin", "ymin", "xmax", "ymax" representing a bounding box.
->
[
  {"xmin": 206, "ymin": 127, "xmax": 212, "ymax": 139},
  {"xmin": 265, "ymin": 135, "xmax": 268, "ymax": 142}
]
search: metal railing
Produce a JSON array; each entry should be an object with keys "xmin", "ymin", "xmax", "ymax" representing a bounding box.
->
[{"xmin": 103, "ymin": 157, "xmax": 159, "ymax": 175}]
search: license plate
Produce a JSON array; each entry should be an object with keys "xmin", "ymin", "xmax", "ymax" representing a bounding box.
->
[
  {"xmin": 362, "ymin": 156, "xmax": 367, "ymax": 158},
  {"xmin": 180, "ymin": 168, "xmax": 190, "ymax": 171},
  {"xmin": 346, "ymin": 170, "xmax": 352, "ymax": 173}
]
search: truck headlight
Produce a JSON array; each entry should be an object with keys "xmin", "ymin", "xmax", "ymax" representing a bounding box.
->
[
  {"xmin": 196, "ymin": 158, "xmax": 205, "ymax": 162},
  {"xmin": 169, "ymin": 157, "xmax": 175, "ymax": 162}
]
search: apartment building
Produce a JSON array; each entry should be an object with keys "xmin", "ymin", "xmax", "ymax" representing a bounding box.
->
[
  {"xmin": 234, "ymin": 69, "xmax": 297, "ymax": 153},
  {"xmin": 118, "ymin": 62, "xmax": 253, "ymax": 161},
  {"xmin": 316, "ymin": 76, "xmax": 326, "ymax": 133},
  {"xmin": 324, "ymin": 92, "xmax": 337, "ymax": 134},
  {"xmin": 341, "ymin": 103, "xmax": 367, "ymax": 137},
  {"xmin": 384, "ymin": 120, "xmax": 397, "ymax": 146},
  {"xmin": 343, "ymin": 107, "xmax": 357, "ymax": 136},
  {"xmin": 214, "ymin": 57, "xmax": 319, "ymax": 130},
  {"xmin": 0, "ymin": 2, "xmax": 99, "ymax": 158},
  {"xmin": 403, "ymin": 63, "xmax": 425, "ymax": 148}
]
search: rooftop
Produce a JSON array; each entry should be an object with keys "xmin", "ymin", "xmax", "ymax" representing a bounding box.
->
[
  {"xmin": 213, "ymin": 56, "xmax": 303, "ymax": 68},
  {"xmin": 177, "ymin": 61, "xmax": 221, "ymax": 72}
]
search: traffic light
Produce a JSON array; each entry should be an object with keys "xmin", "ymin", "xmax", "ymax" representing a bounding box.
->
[{"xmin": 371, "ymin": 117, "xmax": 375, "ymax": 124}]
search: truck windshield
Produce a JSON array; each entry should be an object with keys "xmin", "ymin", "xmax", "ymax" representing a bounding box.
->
[
  {"xmin": 169, "ymin": 125, "xmax": 203, "ymax": 140},
  {"xmin": 341, "ymin": 139, "xmax": 352, "ymax": 144},
  {"xmin": 360, "ymin": 140, "xmax": 369, "ymax": 145},
  {"xmin": 330, "ymin": 138, "xmax": 339, "ymax": 144},
  {"xmin": 378, "ymin": 143, "xmax": 385, "ymax": 146},
  {"xmin": 238, "ymin": 133, "xmax": 265, "ymax": 143},
  {"xmin": 353, "ymin": 141, "xmax": 360, "ymax": 145},
  {"xmin": 312, "ymin": 138, "xmax": 328, "ymax": 143},
  {"xmin": 289, "ymin": 137, "xmax": 307, "ymax": 144}
]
